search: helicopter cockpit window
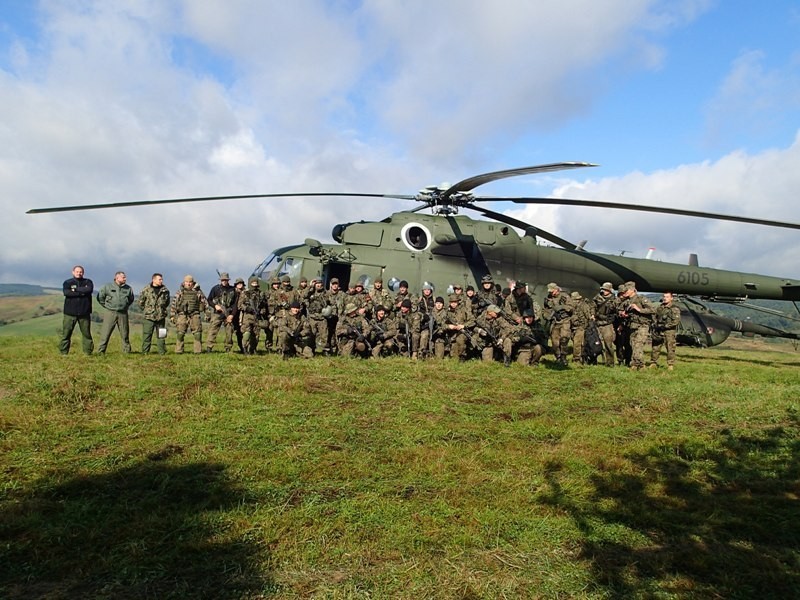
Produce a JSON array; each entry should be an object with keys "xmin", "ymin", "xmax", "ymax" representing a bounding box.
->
[
  {"xmin": 252, "ymin": 253, "xmax": 279, "ymax": 280},
  {"xmin": 400, "ymin": 222, "xmax": 431, "ymax": 252},
  {"xmin": 278, "ymin": 258, "xmax": 303, "ymax": 281}
]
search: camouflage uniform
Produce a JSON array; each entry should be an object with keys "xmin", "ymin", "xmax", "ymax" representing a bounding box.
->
[
  {"xmin": 473, "ymin": 305, "xmax": 518, "ymax": 365},
  {"xmin": 593, "ymin": 283, "xmax": 618, "ymax": 366},
  {"xmin": 516, "ymin": 310, "xmax": 545, "ymax": 366},
  {"xmin": 326, "ymin": 280, "xmax": 347, "ymax": 353},
  {"xmin": 620, "ymin": 285, "xmax": 655, "ymax": 369},
  {"xmin": 205, "ymin": 274, "xmax": 237, "ymax": 352},
  {"xmin": 171, "ymin": 276, "xmax": 208, "ymax": 354},
  {"xmin": 429, "ymin": 301, "xmax": 450, "ymax": 359},
  {"xmin": 569, "ymin": 291, "xmax": 595, "ymax": 364},
  {"xmin": 543, "ymin": 283, "xmax": 573, "ymax": 365},
  {"xmin": 306, "ymin": 281, "xmax": 331, "ymax": 354},
  {"xmin": 138, "ymin": 278, "xmax": 170, "ymax": 354},
  {"xmin": 367, "ymin": 279, "xmax": 394, "ymax": 318},
  {"xmin": 443, "ymin": 295, "xmax": 475, "ymax": 359},
  {"xmin": 395, "ymin": 300, "xmax": 422, "ymax": 357},
  {"xmin": 504, "ymin": 283, "xmax": 541, "ymax": 324},
  {"xmin": 417, "ymin": 286, "xmax": 436, "ymax": 356},
  {"xmin": 238, "ymin": 278, "xmax": 269, "ymax": 354},
  {"xmin": 650, "ymin": 295, "xmax": 681, "ymax": 369},
  {"xmin": 279, "ymin": 303, "xmax": 314, "ymax": 358},
  {"xmin": 269, "ymin": 276, "xmax": 298, "ymax": 352},
  {"xmin": 336, "ymin": 305, "xmax": 372, "ymax": 357},
  {"xmin": 475, "ymin": 275, "xmax": 502, "ymax": 316},
  {"xmin": 368, "ymin": 307, "xmax": 398, "ymax": 357},
  {"xmin": 614, "ymin": 284, "xmax": 632, "ymax": 366}
]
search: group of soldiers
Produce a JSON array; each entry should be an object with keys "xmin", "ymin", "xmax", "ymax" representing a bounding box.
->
[{"xmin": 62, "ymin": 266, "xmax": 682, "ymax": 369}]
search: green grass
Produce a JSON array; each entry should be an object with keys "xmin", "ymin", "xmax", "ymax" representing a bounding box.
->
[{"xmin": 1, "ymin": 335, "xmax": 799, "ymax": 599}]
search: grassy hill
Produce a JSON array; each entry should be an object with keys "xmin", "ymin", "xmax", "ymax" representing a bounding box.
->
[{"xmin": 1, "ymin": 336, "xmax": 799, "ymax": 598}]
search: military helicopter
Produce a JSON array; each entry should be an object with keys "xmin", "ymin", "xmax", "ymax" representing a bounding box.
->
[{"xmin": 28, "ymin": 162, "xmax": 800, "ymax": 346}]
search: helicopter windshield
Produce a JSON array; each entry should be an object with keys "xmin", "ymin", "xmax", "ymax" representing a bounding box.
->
[
  {"xmin": 252, "ymin": 253, "xmax": 279, "ymax": 280},
  {"xmin": 252, "ymin": 253, "xmax": 304, "ymax": 283}
]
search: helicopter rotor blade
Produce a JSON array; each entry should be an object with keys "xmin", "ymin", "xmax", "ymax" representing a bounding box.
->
[
  {"xmin": 473, "ymin": 196, "xmax": 800, "ymax": 231},
  {"xmin": 467, "ymin": 205, "xmax": 578, "ymax": 250},
  {"xmin": 26, "ymin": 192, "xmax": 417, "ymax": 214},
  {"xmin": 442, "ymin": 162, "xmax": 597, "ymax": 200}
]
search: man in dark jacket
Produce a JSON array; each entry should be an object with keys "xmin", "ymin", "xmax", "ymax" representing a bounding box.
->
[{"xmin": 59, "ymin": 265, "xmax": 94, "ymax": 355}]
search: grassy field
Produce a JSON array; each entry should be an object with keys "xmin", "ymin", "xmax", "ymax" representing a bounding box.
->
[{"xmin": 1, "ymin": 334, "xmax": 799, "ymax": 599}]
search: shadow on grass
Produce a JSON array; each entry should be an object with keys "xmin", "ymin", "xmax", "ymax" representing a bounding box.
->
[
  {"xmin": 1, "ymin": 457, "xmax": 273, "ymax": 599},
  {"xmin": 541, "ymin": 420, "xmax": 800, "ymax": 599}
]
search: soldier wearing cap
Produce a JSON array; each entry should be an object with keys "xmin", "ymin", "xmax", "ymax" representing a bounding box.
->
[
  {"xmin": 650, "ymin": 292, "xmax": 681, "ymax": 371},
  {"xmin": 138, "ymin": 272, "xmax": 170, "ymax": 355},
  {"xmin": 325, "ymin": 278, "xmax": 346, "ymax": 354},
  {"xmin": 368, "ymin": 304, "xmax": 398, "ymax": 357},
  {"xmin": 393, "ymin": 280, "xmax": 413, "ymax": 313},
  {"xmin": 618, "ymin": 281, "xmax": 655, "ymax": 370},
  {"xmin": 238, "ymin": 276, "xmax": 269, "ymax": 354},
  {"xmin": 543, "ymin": 282, "xmax": 573, "ymax": 366},
  {"xmin": 451, "ymin": 283, "xmax": 473, "ymax": 318},
  {"xmin": 395, "ymin": 298, "xmax": 422, "ymax": 358},
  {"xmin": 473, "ymin": 304, "xmax": 517, "ymax": 366},
  {"xmin": 504, "ymin": 280, "xmax": 540, "ymax": 325},
  {"xmin": 592, "ymin": 282, "xmax": 618, "ymax": 366},
  {"xmin": 568, "ymin": 291, "xmax": 594, "ymax": 364},
  {"xmin": 614, "ymin": 283, "xmax": 632, "ymax": 366},
  {"xmin": 232, "ymin": 278, "xmax": 246, "ymax": 352},
  {"xmin": 279, "ymin": 300, "xmax": 314, "ymax": 358},
  {"xmin": 444, "ymin": 293, "xmax": 474, "ymax": 360},
  {"xmin": 427, "ymin": 296, "xmax": 449, "ymax": 358},
  {"xmin": 336, "ymin": 302, "xmax": 372, "ymax": 357},
  {"xmin": 306, "ymin": 278, "xmax": 331, "ymax": 354},
  {"xmin": 206, "ymin": 272, "xmax": 237, "ymax": 352},
  {"xmin": 349, "ymin": 280, "xmax": 370, "ymax": 316},
  {"xmin": 516, "ymin": 308, "xmax": 544, "ymax": 366},
  {"xmin": 476, "ymin": 274, "xmax": 501, "ymax": 315},
  {"xmin": 171, "ymin": 275, "xmax": 208, "ymax": 354}
]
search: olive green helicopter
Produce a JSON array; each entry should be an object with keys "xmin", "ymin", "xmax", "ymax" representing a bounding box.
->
[{"xmin": 28, "ymin": 162, "xmax": 800, "ymax": 347}]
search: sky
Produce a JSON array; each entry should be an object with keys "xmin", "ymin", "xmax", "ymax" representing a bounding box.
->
[{"xmin": 2, "ymin": 0, "xmax": 800, "ymax": 292}]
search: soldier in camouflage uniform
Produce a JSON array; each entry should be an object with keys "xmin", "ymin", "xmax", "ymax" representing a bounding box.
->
[
  {"xmin": 205, "ymin": 272, "xmax": 237, "ymax": 352},
  {"xmin": 138, "ymin": 273, "xmax": 171, "ymax": 355},
  {"xmin": 264, "ymin": 277, "xmax": 282, "ymax": 350},
  {"xmin": 393, "ymin": 280, "xmax": 413, "ymax": 313},
  {"xmin": 268, "ymin": 275, "xmax": 298, "ymax": 352},
  {"xmin": 473, "ymin": 304, "xmax": 518, "ymax": 366},
  {"xmin": 593, "ymin": 282, "xmax": 618, "ymax": 367},
  {"xmin": 238, "ymin": 276, "xmax": 269, "ymax": 355},
  {"xmin": 429, "ymin": 296, "xmax": 449, "ymax": 359},
  {"xmin": 516, "ymin": 309, "xmax": 544, "ymax": 366},
  {"xmin": 368, "ymin": 305, "xmax": 398, "ymax": 357},
  {"xmin": 306, "ymin": 279, "xmax": 331, "ymax": 354},
  {"xmin": 417, "ymin": 284, "xmax": 436, "ymax": 356},
  {"xmin": 368, "ymin": 277, "xmax": 394, "ymax": 318},
  {"xmin": 475, "ymin": 274, "xmax": 501, "ymax": 317},
  {"xmin": 279, "ymin": 300, "xmax": 314, "ymax": 358},
  {"xmin": 326, "ymin": 278, "xmax": 346, "ymax": 354},
  {"xmin": 543, "ymin": 282, "xmax": 573, "ymax": 366},
  {"xmin": 650, "ymin": 292, "xmax": 681, "ymax": 370},
  {"xmin": 395, "ymin": 298, "xmax": 422, "ymax": 358},
  {"xmin": 618, "ymin": 282, "xmax": 655, "ymax": 370},
  {"xmin": 336, "ymin": 303, "xmax": 372, "ymax": 358},
  {"xmin": 232, "ymin": 278, "xmax": 245, "ymax": 352},
  {"xmin": 443, "ymin": 293, "xmax": 474, "ymax": 360},
  {"xmin": 569, "ymin": 291, "xmax": 595, "ymax": 364},
  {"xmin": 504, "ymin": 281, "xmax": 541, "ymax": 325},
  {"xmin": 451, "ymin": 284, "xmax": 474, "ymax": 319},
  {"xmin": 171, "ymin": 275, "xmax": 208, "ymax": 354}
]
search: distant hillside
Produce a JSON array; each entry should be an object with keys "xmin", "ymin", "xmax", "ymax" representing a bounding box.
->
[{"xmin": 0, "ymin": 283, "xmax": 59, "ymax": 296}]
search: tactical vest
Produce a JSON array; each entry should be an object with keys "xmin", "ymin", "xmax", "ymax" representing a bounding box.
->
[{"xmin": 179, "ymin": 288, "xmax": 201, "ymax": 315}]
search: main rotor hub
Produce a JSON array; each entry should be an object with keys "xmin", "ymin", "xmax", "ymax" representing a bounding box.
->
[{"xmin": 415, "ymin": 186, "xmax": 474, "ymax": 215}]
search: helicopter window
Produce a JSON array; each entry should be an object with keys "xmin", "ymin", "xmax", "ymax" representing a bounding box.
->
[
  {"xmin": 252, "ymin": 253, "xmax": 279, "ymax": 280},
  {"xmin": 500, "ymin": 227, "xmax": 509, "ymax": 236},
  {"xmin": 400, "ymin": 222, "xmax": 431, "ymax": 252},
  {"xmin": 278, "ymin": 258, "xmax": 303, "ymax": 281}
]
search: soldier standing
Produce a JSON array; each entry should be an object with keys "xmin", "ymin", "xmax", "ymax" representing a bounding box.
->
[
  {"xmin": 650, "ymin": 292, "xmax": 681, "ymax": 370},
  {"xmin": 395, "ymin": 298, "xmax": 422, "ymax": 358},
  {"xmin": 569, "ymin": 291, "xmax": 595, "ymax": 364},
  {"xmin": 429, "ymin": 296, "xmax": 449, "ymax": 359},
  {"xmin": 417, "ymin": 284, "xmax": 436, "ymax": 356},
  {"xmin": 593, "ymin": 282, "xmax": 618, "ymax": 367},
  {"xmin": 543, "ymin": 282, "xmax": 573, "ymax": 366},
  {"xmin": 504, "ymin": 281, "xmax": 540, "ymax": 324},
  {"xmin": 171, "ymin": 275, "xmax": 208, "ymax": 354},
  {"xmin": 614, "ymin": 283, "xmax": 632, "ymax": 366},
  {"xmin": 238, "ymin": 276, "xmax": 269, "ymax": 355},
  {"xmin": 306, "ymin": 279, "xmax": 331, "ymax": 354},
  {"xmin": 206, "ymin": 272, "xmax": 237, "ymax": 352},
  {"xmin": 96, "ymin": 271, "xmax": 135, "ymax": 354},
  {"xmin": 619, "ymin": 282, "xmax": 655, "ymax": 370},
  {"xmin": 232, "ymin": 278, "xmax": 246, "ymax": 352},
  {"xmin": 475, "ymin": 274, "xmax": 501, "ymax": 316},
  {"xmin": 368, "ymin": 277, "xmax": 393, "ymax": 317},
  {"xmin": 59, "ymin": 265, "xmax": 94, "ymax": 355},
  {"xmin": 393, "ymin": 280, "xmax": 413, "ymax": 313},
  {"xmin": 326, "ymin": 278, "xmax": 346, "ymax": 354},
  {"xmin": 138, "ymin": 272, "xmax": 170, "ymax": 355}
]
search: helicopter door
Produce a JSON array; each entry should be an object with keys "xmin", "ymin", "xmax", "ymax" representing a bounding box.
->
[{"xmin": 324, "ymin": 264, "xmax": 352, "ymax": 289}]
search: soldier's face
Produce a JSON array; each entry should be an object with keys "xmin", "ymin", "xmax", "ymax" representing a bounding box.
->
[
  {"xmin": 290, "ymin": 307, "xmax": 301, "ymax": 315},
  {"xmin": 152, "ymin": 275, "xmax": 163, "ymax": 286},
  {"xmin": 663, "ymin": 293, "xmax": 673, "ymax": 303},
  {"xmin": 115, "ymin": 273, "xmax": 127, "ymax": 285},
  {"xmin": 435, "ymin": 301, "xmax": 444, "ymax": 309},
  {"xmin": 73, "ymin": 266, "xmax": 84, "ymax": 278},
  {"xmin": 524, "ymin": 316, "xmax": 534, "ymax": 324}
]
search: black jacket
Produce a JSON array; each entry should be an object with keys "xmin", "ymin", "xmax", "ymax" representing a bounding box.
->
[{"xmin": 63, "ymin": 277, "xmax": 94, "ymax": 317}]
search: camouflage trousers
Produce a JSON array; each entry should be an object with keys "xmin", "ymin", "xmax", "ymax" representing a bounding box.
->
[
  {"xmin": 175, "ymin": 313, "xmax": 203, "ymax": 354},
  {"xmin": 549, "ymin": 321, "xmax": 571, "ymax": 360},
  {"xmin": 480, "ymin": 338, "xmax": 513, "ymax": 363},
  {"xmin": 240, "ymin": 313, "xmax": 260, "ymax": 354},
  {"xmin": 516, "ymin": 344, "xmax": 543, "ymax": 366},
  {"xmin": 309, "ymin": 318, "xmax": 328, "ymax": 353},
  {"xmin": 650, "ymin": 329, "xmax": 677, "ymax": 366},
  {"xmin": 206, "ymin": 313, "xmax": 234, "ymax": 351},
  {"xmin": 572, "ymin": 326, "xmax": 585, "ymax": 363},
  {"xmin": 629, "ymin": 325, "xmax": 649, "ymax": 368},
  {"xmin": 597, "ymin": 323, "xmax": 616, "ymax": 365}
]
